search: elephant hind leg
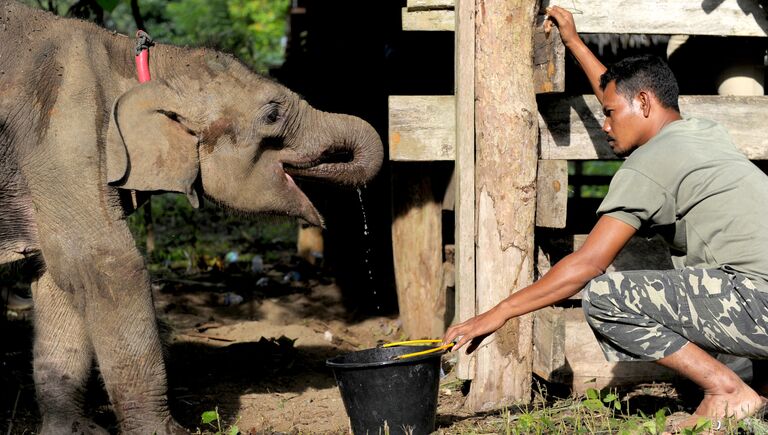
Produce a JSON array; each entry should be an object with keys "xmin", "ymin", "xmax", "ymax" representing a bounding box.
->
[{"xmin": 32, "ymin": 272, "xmax": 109, "ymax": 435}]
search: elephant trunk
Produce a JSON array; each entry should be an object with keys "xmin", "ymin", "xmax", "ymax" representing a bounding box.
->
[{"xmin": 285, "ymin": 108, "xmax": 384, "ymax": 187}]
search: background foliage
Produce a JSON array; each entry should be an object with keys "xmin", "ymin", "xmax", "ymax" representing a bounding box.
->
[{"xmin": 21, "ymin": 0, "xmax": 290, "ymax": 72}]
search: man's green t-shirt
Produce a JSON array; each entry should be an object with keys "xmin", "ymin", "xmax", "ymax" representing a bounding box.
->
[{"xmin": 597, "ymin": 117, "xmax": 768, "ymax": 292}]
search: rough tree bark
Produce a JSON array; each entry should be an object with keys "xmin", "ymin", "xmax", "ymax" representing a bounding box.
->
[{"xmin": 466, "ymin": 0, "xmax": 539, "ymax": 411}]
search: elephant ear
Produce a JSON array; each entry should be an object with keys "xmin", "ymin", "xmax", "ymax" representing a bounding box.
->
[{"xmin": 106, "ymin": 80, "xmax": 201, "ymax": 208}]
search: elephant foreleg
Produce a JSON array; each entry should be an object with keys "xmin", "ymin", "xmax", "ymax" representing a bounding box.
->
[
  {"xmin": 32, "ymin": 271, "xmax": 108, "ymax": 435},
  {"xmin": 81, "ymin": 246, "xmax": 187, "ymax": 434}
]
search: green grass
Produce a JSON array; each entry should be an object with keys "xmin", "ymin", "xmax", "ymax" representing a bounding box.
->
[{"xmin": 436, "ymin": 385, "xmax": 763, "ymax": 435}]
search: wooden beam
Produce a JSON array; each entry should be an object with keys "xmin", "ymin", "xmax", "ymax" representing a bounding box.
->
[
  {"xmin": 454, "ymin": 0, "xmax": 476, "ymax": 381},
  {"xmin": 389, "ymin": 95, "xmax": 455, "ymax": 161},
  {"xmin": 469, "ymin": 0, "xmax": 537, "ymax": 411},
  {"xmin": 539, "ymin": 95, "xmax": 768, "ymax": 160},
  {"xmin": 535, "ymin": 160, "xmax": 567, "ymax": 228},
  {"xmin": 554, "ymin": 0, "xmax": 768, "ymax": 37},
  {"xmin": 401, "ymin": 0, "xmax": 768, "ymax": 36},
  {"xmin": 401, "ymin": 8, "xmax": 454, "ymax": 31},
  {"xmin": 407, "ymin": 0, "xmax": 453, "ymax": 10},
  {"xmin": 389, "ymin": 95, "xmax": 768, "ymax": 161}
]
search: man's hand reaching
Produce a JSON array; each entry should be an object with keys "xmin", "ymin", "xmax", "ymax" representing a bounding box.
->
[
  {"xmin": 442, "ymin": 305, "xmax": 510, "ymax": 353},
  {"xmin": 544, "ymin": 5, "xmax": 579, "ymax": 47},
  {"xmin": 544, "ymin": 4, "xmax": 607, "ymax": 100}
]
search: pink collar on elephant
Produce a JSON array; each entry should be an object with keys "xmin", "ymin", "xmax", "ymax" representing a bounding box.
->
[{"xmin": 134, "ymin": 30, "xmax": 154, "ymax": 83}]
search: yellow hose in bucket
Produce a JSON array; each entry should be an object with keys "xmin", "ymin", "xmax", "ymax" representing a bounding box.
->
[
  {"xmin": 382, "ymin": 339, "xmax": 442, "ymax": 347},
  {"xmin": 381, "ymin": 339, "xmax": 454, "ymax": 360}
]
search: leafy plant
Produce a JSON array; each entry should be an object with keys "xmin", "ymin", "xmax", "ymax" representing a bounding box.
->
[
  {"xmin": 583, "ymin": 387, "xmax": 621, "ymax": 412},
  {"xmin": 198, "ymin": 407, "xmax": 240, "ymax": 435}
]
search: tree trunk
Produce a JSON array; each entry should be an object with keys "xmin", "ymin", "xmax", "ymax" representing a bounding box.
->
[{"xmin": 466, "ymin": 0, "xmax": 539, "ymax": 411}]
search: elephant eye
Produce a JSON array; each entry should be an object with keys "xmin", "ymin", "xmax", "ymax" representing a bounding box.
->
[{"xmin": 263, "ymin": 103, "xmax": 281, "ymax": 125}]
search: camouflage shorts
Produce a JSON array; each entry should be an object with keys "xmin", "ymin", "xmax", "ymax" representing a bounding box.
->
[{"xmin": 582, "ymin": 267, "xmax": 768, "ymax": 362}]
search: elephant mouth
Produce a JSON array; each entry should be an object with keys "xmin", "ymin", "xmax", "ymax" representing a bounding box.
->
[
  {"xmin": 278, "ymin": 167, "xmax": 325, "ymax": 227},
  {"xmin": 278, "ymin": 149, "xmax": 356, "ymax": 227}
]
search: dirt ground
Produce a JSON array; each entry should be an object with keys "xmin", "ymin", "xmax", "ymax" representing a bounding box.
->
[
  {"xmin": 0, "ymin": 245, "xmax": 745, "ymax": 434},
  {"xmin": 1, "ymin": 247, "xmax": 487, "ymax": 434}
]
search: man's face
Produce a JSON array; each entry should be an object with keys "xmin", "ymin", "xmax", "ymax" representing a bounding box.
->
[{"xmin": 601, "ymin": 81, "xmax": 646, "ymax": 158}]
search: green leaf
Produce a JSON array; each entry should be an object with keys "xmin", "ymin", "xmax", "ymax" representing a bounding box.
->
[
  {"xmin": 603, "ymin": 393, "xmax": 617, "ymax": 403},
  {"xmin": 201, "ymin": 410, "xmax": 219, "ymax": 424},
  {"xmin": 228, "ymin": 425, "xmax": 240, "ymax": 435},
  {"xmin": 586, "ymin": 388, "xmax": 600, "ymax": 400},
  {"xmin": 95, "ymin": 0, "xmax": 120, "ymax": 12},
  {"xmin": 693, "ymin": 418, "xmax": 712, "ymax": 431},
  {"xmin": 654, "ymin": 408, "xmax": 669, "ymax": 430},
  {"xmin": 518, "ymin": 413, "xmax": 534, "ymax": 429},
  {"xmin": 642, "ymin": 420, "xmax": 658, "ymax": 435},
  {"xmin": 583, "ymin": 398, "xmax": 605, "ymax": 412}
]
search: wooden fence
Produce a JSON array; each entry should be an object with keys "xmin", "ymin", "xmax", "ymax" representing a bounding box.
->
[{"xmin": 389, "ymin": 0, "xmax": 768, "ymax": 409}]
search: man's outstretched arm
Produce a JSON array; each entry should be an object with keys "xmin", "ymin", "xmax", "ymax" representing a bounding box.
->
[
  {"xmin": 546, "ymin": 6, "xmax": 608, "ymax": 102},
  {"xmin": 443, "ymin": 216, "xmax": 636, "ymax": 352}
]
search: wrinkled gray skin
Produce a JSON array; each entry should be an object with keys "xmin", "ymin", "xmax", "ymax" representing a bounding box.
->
[{"xmin": 0, "ymin": 1, "xmax": 383, "ymax": 433}]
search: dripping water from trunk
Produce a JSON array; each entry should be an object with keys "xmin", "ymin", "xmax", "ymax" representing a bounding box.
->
[{"xmin": 356, "ymin": 186, "xmax": 380, "ymax": 312}]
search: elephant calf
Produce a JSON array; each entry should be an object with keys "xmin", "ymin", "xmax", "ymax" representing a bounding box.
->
[{"xmin": 0, "ymin": 1, "xmax": 383, "ymax": 433}]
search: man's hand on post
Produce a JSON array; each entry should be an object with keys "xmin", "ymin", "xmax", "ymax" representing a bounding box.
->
[
  {"xmin": 442, "ymin": 305, "xmax": 510, "ymax": 353},
  {"xmin": 544, "ymin": 5, "xmax": 579, "ymax": 47}
]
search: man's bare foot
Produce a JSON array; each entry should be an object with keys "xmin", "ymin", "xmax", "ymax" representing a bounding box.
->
[
  {"xmin": 694, "ymin": 383, "xmax": 765, "ymax": 421},
  {"xmin": 664, "ymin": 397, "xmax": 768, "ymax": 434}
]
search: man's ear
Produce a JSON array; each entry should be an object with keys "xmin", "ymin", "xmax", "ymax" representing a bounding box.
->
[
  {"xmin": 106, "ymin": 80, "xmax": 201, "ymax": 208},
  {"xmin": 637, "ymin": 91, "xmax": 652, "ymax": 118}
]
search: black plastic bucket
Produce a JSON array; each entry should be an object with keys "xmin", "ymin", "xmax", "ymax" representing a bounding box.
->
[{"xmin": 327, "ymin": 346, "xmax": 443, "ymax": 435}]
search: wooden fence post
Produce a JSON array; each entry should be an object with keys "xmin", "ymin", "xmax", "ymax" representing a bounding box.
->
[
  {"xmin": 467, "ymin": 0, "xmax": 538, "ymax": 410},
  {"xmin": 454, "ymin": 0, "xmax": 477, "ymax": 380},
  {"xmin": 391, "ymin": 164, "xmax": 446, "ymax": 339}
]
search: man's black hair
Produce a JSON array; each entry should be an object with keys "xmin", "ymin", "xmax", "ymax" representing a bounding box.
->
[{"xmin": 599, "ymin": 54, "xmax": 680, "ymax": 112}]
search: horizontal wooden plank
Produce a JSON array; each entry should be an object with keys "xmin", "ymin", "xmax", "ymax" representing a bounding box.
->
[
  {"xmin": 560, "ymin": 0, "xmax": 768, "ymax": 37},
  {"xmin": 389, "ymin": 95, "xmax": 455, "ymax": 161},
  {"xmin": 402, "ymin": 0, "xmax": 768, "ymax": 36},
  {"xmin": 540, "ymin": 95, "xmax": 768, "ymax": 160},
  {"xmin": 389, "ymin": 95, "xmax": 768, "ymax": 161},
  {"xmin": 401, "ymin": 8, "xmax": 453, "ymax": 31},
  {"xmin": 406, "ymin": 0, "xmax": 453, "ymax": 10}
]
